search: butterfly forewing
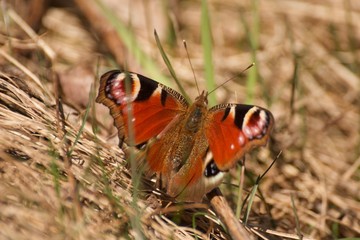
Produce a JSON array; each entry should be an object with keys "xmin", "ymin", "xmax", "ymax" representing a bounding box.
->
[
  {"xmin": 97, "ymin": 69, "xmax": 274, "ymax": 202},
  {"xmin": 96, "ymin": 70, "xmax": 188, "ymax": 145},
  {"xmin": 206, "ymin": 104, "xmax": 274, "ymax": 170}
]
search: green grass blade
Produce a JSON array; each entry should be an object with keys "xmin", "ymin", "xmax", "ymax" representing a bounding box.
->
[
  {"xmin": 291, "ymin": 193, "xmax": 303, "ymax": 240},
  {"xmin": 68, "ymin": 84, "xmax": 94, "ymax": 157},
  {"xmin": 244, "ymin": 179, "xmax": 258, "ymax": 224},
  {"xmin": 121, "ymin": 63, "xmax": 146, "ymax": 238},
  {"xmin": 201, "ymin": 0, "xmax": 216, "ymax": 106},
  {"xmin": 235, "ymin": 163, "xmax": 245, "ymax": 218},
  {"xmin": 245, "ymin": 0, "xmax": 260, "ymax": 104},
  {"xmin": 94, "ymin": 0, "xmax": 170, "ymax": 86},
  {"xmin": 49, "ymin": 147, "xmax": 61, "ymax": 198},
  {"xmin": 337, "ymin": 239, "xmax": 360, "ymax": 240},
  {"xmin": 154, "ymin": 30, "xmax": 190, "ymax": 102}
]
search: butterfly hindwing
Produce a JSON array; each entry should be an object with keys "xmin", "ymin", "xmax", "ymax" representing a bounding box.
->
[
  {"xmin": 96, "ymin": 70, "xmax": 188, "ymax": 145},
  {"xmin": 205, "ymin": 104, "xmax": 274, "ymax": 170},
  {"xmin": 97, "ymin": 69, "xmax": 274, "ymax": 201}
]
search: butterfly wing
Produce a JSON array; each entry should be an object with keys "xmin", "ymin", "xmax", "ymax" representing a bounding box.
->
[
  {"xmin": 205, "ymin": 104, "xmax": 274, "ymax": 170},
  {"xmin": 96, "ymin": 70, "xmax": 188, "ymax": 145}
]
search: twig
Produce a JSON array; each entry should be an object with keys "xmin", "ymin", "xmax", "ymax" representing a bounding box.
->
[
  {"xmin": 207, "ymin": 188, "xmax": 255, "ymax": 240},
  {"xmin": 0, "ymin": 48, "xmax": 47, "ymax": 94},
  {"xmin": 73, "ymin": 0, "xmax": 127, "ymax": 67},
  {"xmin": 8, "ymin": 9, "xmax": 56, "ymax": 61},
  {"xmin": 55, "ymin": 74, "xmax": 83, "ymax": 221}
]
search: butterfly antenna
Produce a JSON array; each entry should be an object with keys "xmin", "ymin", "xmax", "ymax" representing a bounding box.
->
[
  {"xmin": 208, "ymin": 63, "xmax": 255, "ymax": 96},
  {"xmin": 183, "ymin": 40, "xmax": 200, "ymax": 95}
]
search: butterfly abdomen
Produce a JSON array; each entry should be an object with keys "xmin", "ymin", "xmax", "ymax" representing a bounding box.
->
[{"xmin": 97, "ymin": 70, "xmax": 274, "ymax": 202}]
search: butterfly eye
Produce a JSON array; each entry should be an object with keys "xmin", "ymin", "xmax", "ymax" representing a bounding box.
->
[{"xmin": 204, "ymin": 159, "xmax": 220, "ymax": 177}]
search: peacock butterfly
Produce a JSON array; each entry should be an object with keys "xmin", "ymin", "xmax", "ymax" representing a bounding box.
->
[{"xmin": 96, "ymin": 70, "xmax": 274, "ymax": 202}]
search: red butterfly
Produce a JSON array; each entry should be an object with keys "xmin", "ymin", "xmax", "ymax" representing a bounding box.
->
[{"xmin": 96, "ymin": 70, "xmax": 274, "ymax": 202}]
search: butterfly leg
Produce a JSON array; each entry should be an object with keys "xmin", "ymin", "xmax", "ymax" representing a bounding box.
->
[
  {"xmin": 155, "ymin": 173, "xmax": 162, "ymax": 191},
  {"xmin": 118, "ymin": 134, "xmax": 125, "ymax": 149}
]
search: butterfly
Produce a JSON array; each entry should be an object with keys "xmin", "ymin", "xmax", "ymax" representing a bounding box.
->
[{"xmin": 96, "ymin": 70, "xmax": 274, "ymax": 202}]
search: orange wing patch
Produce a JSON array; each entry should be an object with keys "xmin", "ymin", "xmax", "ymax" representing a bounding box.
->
[{"xmin": 206, "ymin": 105, "xmax": 273, "ymax": 170}]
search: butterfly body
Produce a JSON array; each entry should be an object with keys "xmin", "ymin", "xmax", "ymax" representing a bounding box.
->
[{"xmin": 97, "ymin": 70, "xmax": 274, "ymax": 201}]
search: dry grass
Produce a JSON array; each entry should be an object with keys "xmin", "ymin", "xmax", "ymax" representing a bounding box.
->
[{"xmin": 1, "ymin": 0, "xmax": 360, "ymax": 239}]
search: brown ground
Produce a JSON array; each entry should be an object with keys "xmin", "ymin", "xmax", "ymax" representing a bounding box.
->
[{"xmin": 0, "ymin": 0, "xmax": 359, "ymax": 239}]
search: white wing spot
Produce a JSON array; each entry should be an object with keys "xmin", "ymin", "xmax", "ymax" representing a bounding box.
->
[
  {"xmin": 243, "ymin": 106, "xmax": 259, "ymax": 128},
  {"xmin": 154, "ymin": 85, "xmax": 162, "ymax": 95},
  {"xmin": 130, "ymin": 74, "xmax": 141, "ymax": 100},
  {"xmin": 243, "ymin": 126, "xmax": 252, "ymax": 138},
  {"xmin": 229, "ymin": 106, "xmax": 236, "ymax": 118},
  {"xmin": 238, "ymin": 133, "xmax": 245, "ymax": 146},
  {"xmin": 113, "ymin": 81, "xmax": 120, "ymax": 88}
]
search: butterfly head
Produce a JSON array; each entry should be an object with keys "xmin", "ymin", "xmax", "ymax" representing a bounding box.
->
[
  {"xmin": 185, "ymin": 90, "xmax": 209, "ymax": 133},
  {"xmin": 194, "ymin": 90, "xmax": 208, "ymax": 106},
  {"xmin": 97, "ymin": 70, "xmax": 274, "ymax": 202}
]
